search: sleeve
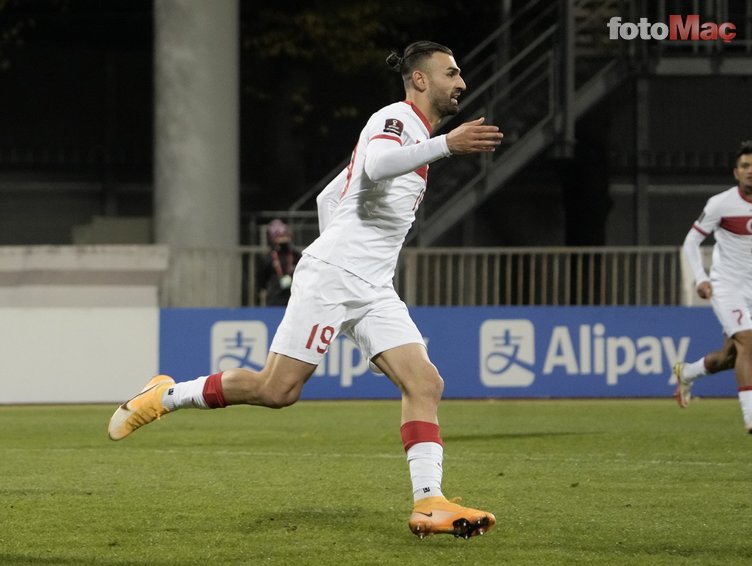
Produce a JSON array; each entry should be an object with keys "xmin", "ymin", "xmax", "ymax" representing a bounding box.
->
[
  {"xmin": 692, "ymin": 195, "xmax": 721, "ymax": 237},
  {"xmin": 682, "ymin": 227, "xmax": 709, "ymax": 286},
  {"xmin": 364, "ymin": 135, "xmax": 451, "ymax": 182},
  {"xmin": 315, "ymin": 169, "xmax": 347, "ymax": 234},
  {"xmin": 682, "ymin": 197, "xmax": 720, "ymax": 285}
]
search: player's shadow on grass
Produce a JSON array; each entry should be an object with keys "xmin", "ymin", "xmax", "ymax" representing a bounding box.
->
[{"xmin": 443, "ymin": 431, "xmax": 602, "ymax": 442}]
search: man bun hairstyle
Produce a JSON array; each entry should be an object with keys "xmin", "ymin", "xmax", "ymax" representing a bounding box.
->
[{"xmin": 386, "ymin": 41, "xmax": 453, "ymax": 81}]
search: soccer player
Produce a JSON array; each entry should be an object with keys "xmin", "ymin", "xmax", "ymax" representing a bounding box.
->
[
  {"xmin": 672, "ymin": 339, "xmax": 735, "ymax": 407},
  {"xmin": 109, "ymin": 41, "xmax": 503, "ymax": 538},
  {"xmin": 676, "ymin": 140, "xmax": 752, "ymax": 431}
]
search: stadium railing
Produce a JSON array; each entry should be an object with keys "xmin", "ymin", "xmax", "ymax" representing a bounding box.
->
[{"xmin": 162, "ymin": 245, "xmax": 709, "ymax": 308}]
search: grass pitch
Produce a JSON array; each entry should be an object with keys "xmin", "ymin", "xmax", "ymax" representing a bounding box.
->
[{"xmin": 1, "ymin": 398, "xmax": 750, "ymax": 565}]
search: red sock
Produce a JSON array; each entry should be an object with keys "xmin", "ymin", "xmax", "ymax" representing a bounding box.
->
[
  {"xmin": 400, "ymin": 421, "xmax": 443, "ymax": 452},
  {"xmin": 203, "ymin": 372, "xmax": 227, "ymax": 408}
]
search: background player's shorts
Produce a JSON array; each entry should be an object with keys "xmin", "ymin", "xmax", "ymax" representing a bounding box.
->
[
  {"xmin": 710, "ymin": 279, "xmax": 752, "ymax": 337},
  {"xmin": 270, "ymin": 255, "xmax": 425, "ymax": 366}
]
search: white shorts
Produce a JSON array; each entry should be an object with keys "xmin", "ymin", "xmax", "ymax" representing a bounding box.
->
[
  {"xmin": 710, "ymin": 279, "xmax": 752, "ymax": 337},
  {"xmin": 269, "ymin": 255, "xmax": 425, "ymax": 365}
]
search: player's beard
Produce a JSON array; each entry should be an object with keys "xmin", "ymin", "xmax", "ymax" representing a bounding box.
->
[{"xmin": 431, "ymin": 91, "xmax": 460, "ymax": 119}]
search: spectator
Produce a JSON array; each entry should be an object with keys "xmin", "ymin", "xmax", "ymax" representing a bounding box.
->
[{"xmin": 258, "ymin": 219, "xmax": 301, "ymax": 306}]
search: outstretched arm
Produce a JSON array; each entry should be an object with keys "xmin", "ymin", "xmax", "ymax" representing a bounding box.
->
[
  {"xmin": 364, "ymin": 117, "xmax": 503, "ymax": 182},
  {"xmin": 364, "ymin": 136, "xmax": 450, "ymax": 182}
]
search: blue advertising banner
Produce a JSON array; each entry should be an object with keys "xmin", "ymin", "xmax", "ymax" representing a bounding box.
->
[{"xmin": 159, "ymin": 307, "xmax": 736, "ymax": 399}]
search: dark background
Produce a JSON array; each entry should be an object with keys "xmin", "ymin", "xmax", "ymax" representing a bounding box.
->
[
  {"xmin": 0, "ymin": 0, "xmax": 502, "ymax": 221},
  {"xmin": 1, "ymin": 1, "xmax": 750, "ymax": 247}
]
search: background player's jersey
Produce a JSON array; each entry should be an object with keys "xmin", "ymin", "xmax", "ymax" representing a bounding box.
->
[
  {"xmin": 692, "ymin": 185, "xmax": 752, "ymax": 285},
  {"xmin": 305, "ymin": 100, "xmax": 449, "ymax": 286}
]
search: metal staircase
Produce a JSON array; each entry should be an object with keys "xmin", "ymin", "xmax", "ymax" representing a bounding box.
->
[
  {"xmin": 409, "ymin": 0, "xmax": 632, "ymax": 245},
  {"xmin": 285, "ymin": 0, "xmax": 636, "ymax": 246},
  {"xmin": 274, "ymin": 0, "xmax": 752, "ymax": 247}
]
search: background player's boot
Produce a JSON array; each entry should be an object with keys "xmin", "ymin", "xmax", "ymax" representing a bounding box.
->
[
  {"xmin": 673, "ymin": 363, "xmax": 693, "ymax": 408},
  {"xmin": 409, "ymin": 496, "xmax": 496, "ymax": 539},
  {"xmin": 108, "ymin": 375, "xmax": 175, "ymax": 440}
]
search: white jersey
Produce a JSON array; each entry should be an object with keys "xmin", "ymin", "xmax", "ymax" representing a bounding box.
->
[
  {"xmin": 684, "ymin": 185, "xmax": 752, "ymax": 287},
  {"xmin": 304, "ymin": 100, "xmax": 450, "ymax": 286}
]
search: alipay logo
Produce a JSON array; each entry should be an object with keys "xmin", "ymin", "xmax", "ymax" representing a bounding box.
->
[
  {"xmin": 479, "ymin": 320, "xmax": 535, "ymax": 387},
  {"xmin": 211, "ymin": 321, "xmax": 268, "ymax": 373}
]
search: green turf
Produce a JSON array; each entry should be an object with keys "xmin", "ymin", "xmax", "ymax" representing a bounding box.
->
[{"xmin": 1, "ymin": 399, "xmax": 750, "ymax": 565}]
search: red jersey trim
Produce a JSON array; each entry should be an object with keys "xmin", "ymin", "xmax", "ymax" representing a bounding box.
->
[
  {"xmin": 719, "ymin": 216, "xmax": 752, "ymax": 235},
  {"xmin": 737, "ymin": 185, "xmax": 752, "ymax": 204},
  {"xmin": 401, "ymin": 100, "xmax": 432, "ymax": 134},
  {"xmin": 692, "ymin": 224, "xmax": 709, "ymax": 237},
  {"xmin": 415, "ymin": 165, "xmax": 428, "ymax": 181},
  {"xmin": 370, "ymin": 133, "xmax": 402, "ymax": 145}
]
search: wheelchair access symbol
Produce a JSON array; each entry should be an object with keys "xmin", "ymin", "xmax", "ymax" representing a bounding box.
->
[
  {"xmin": 211, "ymin": 321, "xmax": 268, "ymax": 373},
  {"xmin": 479, "ymin": 320, "xmax": 535, "ymax": 387}
]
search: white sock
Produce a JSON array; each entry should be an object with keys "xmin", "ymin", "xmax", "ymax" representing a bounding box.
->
[
  {"xmin": 683, "ymin": 358, "xmax": 708, "ymax": 383},
  {"xmin": 406, "ymin": 442, "xmax": 444, "ymax": 502},
  {"xmin": 162, "ymin": 375, "xmax": 210, "ymax": 410},
  {"xmin": 738, "ymin": 390, "xmax": 752, "ymax": 430}
]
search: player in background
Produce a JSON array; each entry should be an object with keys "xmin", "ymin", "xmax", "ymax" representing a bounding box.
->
[
  {"xmin": 108, "ymin": 41, "xmax": 503, "ymax": 538},
  {"xmin": 674, "ymin": 141, "xmax": 752, "ymax": 432},
  {"xmin": 673, "ymin": 339, "xmax": 735, "ymax": 407}
]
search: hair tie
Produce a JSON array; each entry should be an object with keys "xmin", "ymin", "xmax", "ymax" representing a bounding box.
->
[{"xmin": 385, "ymin": 51, "xmax": 403, "ymax": 72}]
